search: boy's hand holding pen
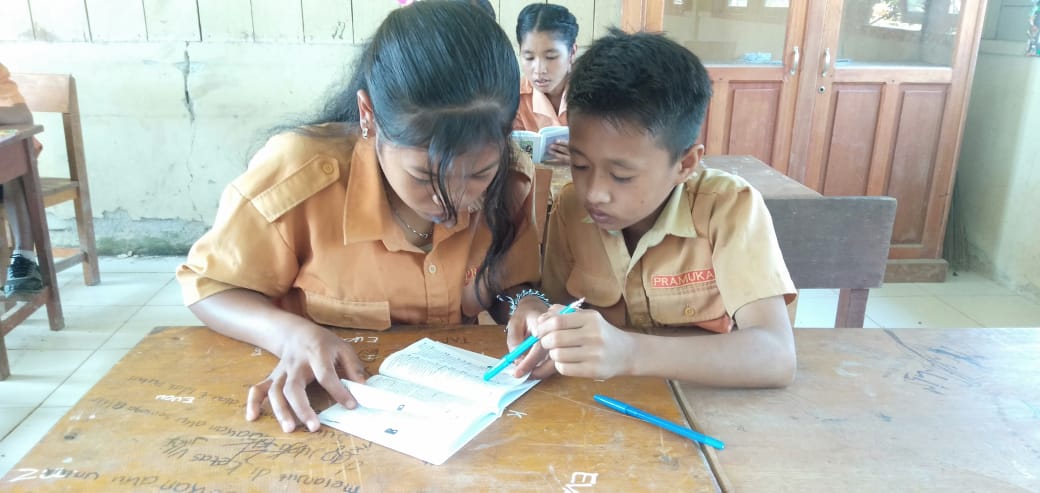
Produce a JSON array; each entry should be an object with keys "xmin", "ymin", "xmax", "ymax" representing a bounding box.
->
[{"xmin": 486, "ymin": 298, "xmax": 585, "ymax": 381}]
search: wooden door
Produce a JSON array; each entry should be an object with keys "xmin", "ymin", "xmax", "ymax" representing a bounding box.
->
[
  {"xmin": 622, "ymin": 0, "xmax": 809, "ymax": 175},
  {"xmin": 788, "ymin": 0, "xmax": 986, "ymax": 265}
]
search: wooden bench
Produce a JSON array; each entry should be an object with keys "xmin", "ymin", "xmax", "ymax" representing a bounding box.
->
[{"xmin": 766, "ymin": 196, "xmax": 897, "ymax": 328}]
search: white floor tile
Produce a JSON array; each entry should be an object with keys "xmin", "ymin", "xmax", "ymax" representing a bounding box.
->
[
  {"xmin": 58, "ymin": 272, "xmax": 172, "ymax": 306},
  {"xmin": 0, "ymin": 407, "xmax": 70, "ymax": 478},
  {"xmin": 6, "ymin": 305, "xmax": 141, "ymax": 350},
  {"xmin": 0, "ymin": 350, "xmax": 92, "ymax": 407},
  {"xmin": 146, "ymin": 278, "xmax": 186, "ymax": 306},
  {"xmin": 866, "ymin": 296, "xmax": 984, "ymax": 329},
  {"xmin": 41, "ymin": 349, "xmax": 130, "ymax": 407},
  {"xmin": 100, "ymin": 306, "xmax": 201, "ymax": 350},
  {"xmin": 97, "ymin": 255, "xmax": 183, "ymax": 274},
  {"xmin": 914, "ymin": 271, "xmax": 1016, "ymax": 297},
  {"xmin": 937, "ymin": 295, "xmax": 1040, "ymax": 328},
  {"xmin": 794, "ymin": 293, "xmax": 839, "ymax": 328},
  {"xmin": 871, "ymin": 282, "xmax": 928, "ymax": 297},
  {"xmin": 0, "ymin": 407, "xmax": 34, "ymax": 440}
]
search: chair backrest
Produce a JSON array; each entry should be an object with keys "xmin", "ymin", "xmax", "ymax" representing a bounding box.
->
[
  {"xmin": 9, "ymin": 73, "xmax": 87, "ymax": 184},
  {"xmin": 766, "ymin": 196, "xmax": 896, "ymax": 290},
  {"xmin": 9, "ymin": 73, "xmax": 73, "ymax": 115},
  {"xmin": 533, "ymin": 166, "xmax": 553, "ymax": 245}
]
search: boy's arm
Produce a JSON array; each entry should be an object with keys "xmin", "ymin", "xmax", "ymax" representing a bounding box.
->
[{"xmin": 629, "ymin": 295, "xmax": 795, "ymax": 388}]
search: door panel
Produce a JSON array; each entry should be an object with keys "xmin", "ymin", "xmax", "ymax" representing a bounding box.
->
[
  {"xmin": 886, "ymin": 85, "xmax": 948, "ymax": 249},
  {"xmin": 820, "ymin": 84, "xmax": 883, "ymax": 196},
  {"xmin": 725, "ymin": 82, "xmax": 782, "ymax": 166}
]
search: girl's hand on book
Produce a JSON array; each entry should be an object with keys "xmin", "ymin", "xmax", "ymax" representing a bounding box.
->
[
  {"xmin": 531, "ymin": 308, "xmax": 636, "ymax": 380},
  {"xmin": 545, "ymin": 140, "xmax": 571, "ymax": 166},
  {"xmin": 246, "ymin": 321, "xmax": 369, "ymax": 433}
]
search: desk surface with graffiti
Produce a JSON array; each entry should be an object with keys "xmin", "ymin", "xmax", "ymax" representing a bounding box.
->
[
  {"xmin": 675, "ymin": 327, "xmax": 1040, "ymax": 493},
  {"xmin": 3, "ymin": 325, "xmax": 720, "ymax": 492}
]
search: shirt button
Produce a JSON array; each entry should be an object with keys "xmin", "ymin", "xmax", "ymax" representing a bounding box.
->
[
  {"xmin": 321, "ymin": 162, "xmax": 335, "ymax": 174},
  {"xmin": 428, "ymin": 264, "xmax": 437, "ymax": 274},
  {"xmin": 684, "ymin": 306, "xmax": 697, "ymax": 317}
]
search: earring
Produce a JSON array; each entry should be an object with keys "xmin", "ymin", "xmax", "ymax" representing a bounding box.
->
[{"xmin": 362, "ymin": 126, "xmax": 369, "ymax": 140}]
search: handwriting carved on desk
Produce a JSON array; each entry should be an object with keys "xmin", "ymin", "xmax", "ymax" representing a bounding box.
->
[
  {"xmin": 564, "ymin": 471, "xmax": 599, "ymax": 492},
  {"xmin": 7, "ymin": 467, "xmax": 100, "ymax": 483}
]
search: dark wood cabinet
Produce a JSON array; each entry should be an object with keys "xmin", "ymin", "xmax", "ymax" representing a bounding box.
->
[{"xmin": 621, "ymin": 0, "xmax": 987, "ymax": 281}]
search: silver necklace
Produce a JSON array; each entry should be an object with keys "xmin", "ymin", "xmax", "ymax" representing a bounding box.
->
[{"xmin": 384, "ymin": 182, "xmax": 432, "ymax": 240}]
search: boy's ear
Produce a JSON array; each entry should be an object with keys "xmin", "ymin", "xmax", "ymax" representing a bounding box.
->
[
  {"xmin": 675, "ymin": 144, "xmax": 704, "ymax": 183},
  {"xmin": 569, "ymin": 43, "xmax": 578, "ymax": 64},
  {"xmin": 356, "ymin": 89, "xmax": 376, "ymax": 130}
]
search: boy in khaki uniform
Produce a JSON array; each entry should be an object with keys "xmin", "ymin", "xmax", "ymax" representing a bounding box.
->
[{"xmin": 514, "ymin": 29, "xmax": 797, "ymax": 388}]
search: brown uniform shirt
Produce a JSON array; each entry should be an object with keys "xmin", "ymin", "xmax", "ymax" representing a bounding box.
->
[
  {"xmin": 542, "ymin": 167, "xmax": 796, "ymax": 334},
  {"xmin": 177, "ymin": 130, "xmax": 542, "ymax": 330},
  {"xmin": 513, "ymin": 76, "xmax": 568, "ymax": 132},
  {"xmin": 0, "ymin": 62, "xmax": 42, "ymax": 153}
]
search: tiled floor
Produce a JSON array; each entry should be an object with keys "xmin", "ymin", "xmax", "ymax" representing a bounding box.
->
[{"xmin": 1, "ymin": 257, "xmax": 1039, "ymax": 476}]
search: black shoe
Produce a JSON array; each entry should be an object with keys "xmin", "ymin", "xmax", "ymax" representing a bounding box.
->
[{"xmin": 5, "ymin": 254, "xmax": 44, "ymax": 296}]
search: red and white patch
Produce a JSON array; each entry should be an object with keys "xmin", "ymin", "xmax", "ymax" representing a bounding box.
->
[{"xmin": 651, "ymin": 269, "xmax": 716, "ymax": 288}]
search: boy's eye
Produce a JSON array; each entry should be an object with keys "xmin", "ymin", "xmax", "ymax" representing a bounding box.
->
[
  {"xmin": 571, "ymin": 163, "xmax": 588, "ymax": 171},
  {"xmin": 611, "ymin": 175, "xmax": 634, "ymax": 183}
]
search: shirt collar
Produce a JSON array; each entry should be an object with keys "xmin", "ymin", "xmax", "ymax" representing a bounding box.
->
[
  {"xmin": 522, "ymin": 76, "xmax": 568, "ymax": 122},
  {"xmin": 342, "ymin": 138, "xmax": 472, "ymax": 251}
]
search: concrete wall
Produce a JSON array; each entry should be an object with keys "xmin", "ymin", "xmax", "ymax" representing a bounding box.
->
[
  {"xmin": 951, "ymin": 0, "xmax": 1040, "ymax": 298},
  {"xmin": 0, "ymin": 0, "xmax": 620, "ymax": 254}
]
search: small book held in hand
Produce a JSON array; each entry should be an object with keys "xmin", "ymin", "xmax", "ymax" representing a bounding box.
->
[
  {"xmin": 318, "ymin": 338, "xmax": 539, "ymax": 465},
  {"xmin": 511, "ymin": 125, "xmax": 568, "ymax": 164}
]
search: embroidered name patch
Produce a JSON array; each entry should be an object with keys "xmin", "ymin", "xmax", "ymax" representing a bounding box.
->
[{"xmin": 652, "ymin": 269, "xmax": 716, "ymax": 288}]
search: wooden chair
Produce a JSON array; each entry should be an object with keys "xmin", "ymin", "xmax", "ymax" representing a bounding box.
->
[
  {"xmin": 533, "ymin": 166, "xmax": 553, "ymax": 246},
  {"xmin": 766, "ymin": 196, "xmax": 897, "ymax": 328},
  {"xmin": 4, "ymin": 73, "xmax": 100, "ymax": 286},
  {"xmin": 1, "ymin": 125, "xmax": 65, "ymax": 380}
]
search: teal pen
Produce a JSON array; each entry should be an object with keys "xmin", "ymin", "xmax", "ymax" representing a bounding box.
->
[
  {"xmin": 482, "ymin": 297, "xmax": 585, "ymax": 381},
  {"xmin": 594, "ymin": 394, "xmax": 725, "ymax": 450}
]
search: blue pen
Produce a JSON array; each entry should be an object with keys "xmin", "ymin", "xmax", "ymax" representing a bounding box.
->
[
  {"xmin": 594, "ymin": 394, "xmax": 725, "ymax": 450},
  {"xmin": 482, "ymin": 297, "xmax": 585, "ymax": 381}
]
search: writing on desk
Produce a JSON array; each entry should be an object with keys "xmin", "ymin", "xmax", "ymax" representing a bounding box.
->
[
  {"xmin": 7, "ymin": 467, "xmax": 100, "ymax": 483},
  {"xmin": 344, "ymin": 336, "xmax": 379, "ymax": 344},
  {"xmin": 279, "ymin": 473, "xmax": 361, "ymax": 492},
  {"xmin": 156, "ymin": 394, "xmax": 196, "ymax": 404}
]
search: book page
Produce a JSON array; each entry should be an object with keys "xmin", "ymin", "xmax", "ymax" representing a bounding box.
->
[
  {"xmin": 318, "ymin": 379, "xmax": 488, "ymax": 465},
  {"xmin": 380, "ymin": 338, "xmax": 536, "ymax": 415}
]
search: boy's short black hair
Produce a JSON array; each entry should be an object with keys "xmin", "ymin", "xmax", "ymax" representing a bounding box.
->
[{"xmin": 567, "ymin": 28, "xmax": 712, "ymax": 162}]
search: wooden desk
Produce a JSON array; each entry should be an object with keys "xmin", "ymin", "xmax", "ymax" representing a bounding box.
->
[
  {"xmin": 675, "ymin": 328, "xmax": 1040, "ymax": 492},
  {"xmin": 536, "ymin": 154, "xmax": 820, "ymax": 201},
  {"xmin": 0, "ymin": 124, "xmax": 64, "ymax": 380},
  {"xmin": 2, "ymin": 325, "xmax": 720, "ymax": 492}
]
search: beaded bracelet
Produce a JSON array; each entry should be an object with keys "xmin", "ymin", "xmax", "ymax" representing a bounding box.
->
[{"xmin": 498, "ymin": 288, "xmax": 550, "ymax": 316}]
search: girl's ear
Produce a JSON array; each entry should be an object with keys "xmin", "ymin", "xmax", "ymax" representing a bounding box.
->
[
  {"xmin": 675, "ymin": 144, "xmax": 705, "ymax": 184},
  {"xmin": 357, "ymin": 89, "xmax": 375, "ymax": 127}
]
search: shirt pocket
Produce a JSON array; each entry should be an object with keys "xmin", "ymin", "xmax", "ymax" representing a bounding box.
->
[
  {"xmin": 647, "ymin": 282, "xmax": 731, "ymax": 333},
  {"xmin": 303, "ymin": 290, "xmax": 392, "ymax": 331},
  {"xmin": 565, "ymin": 268, "xmax": 621, "ymax": 308}
]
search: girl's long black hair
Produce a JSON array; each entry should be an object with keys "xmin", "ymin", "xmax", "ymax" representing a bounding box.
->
[{"xmin": 299, "ymin": 2, "xmax": 523, "ymax": 308}]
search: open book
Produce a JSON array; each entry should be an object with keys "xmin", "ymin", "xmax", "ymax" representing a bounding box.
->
[
  {"xmin": 511, "ymin": 125, "xmax": 568, "ymax": 164},
  {"xmin": 318, "ymin": 338, "xmax": 539, "ymax": 465}
]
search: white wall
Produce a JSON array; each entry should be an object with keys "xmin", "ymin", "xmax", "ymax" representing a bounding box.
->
[
  {"xmin": 0, "ymin": 0, "xmax": 620, "ymax": 254},
  {"xmin": 953, "ymin": 0, "xmax": 1040, "ymax": 298}
]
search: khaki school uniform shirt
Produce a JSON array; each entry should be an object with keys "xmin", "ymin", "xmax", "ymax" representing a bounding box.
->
[
  {"xmin": 177, "ymin": 130, "xmax": 542, "ymax": 330},
  {"xmin": 0, "ymin": 63, "xmax": 42, "ymax": 153},
  {"xmin": 513, "ymin": 76, "xmax": 567, "ymax": 132},
  {"xmin": 542, "ymin": 167, "xmax": 796, "ymax": 334}
]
